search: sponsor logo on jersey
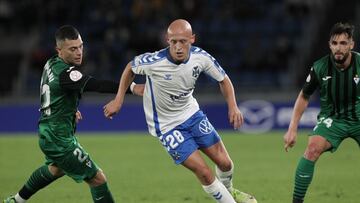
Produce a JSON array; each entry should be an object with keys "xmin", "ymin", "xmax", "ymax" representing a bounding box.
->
[
  {"xmin": 164, "ymin": 74, "xmax": 172, "ymax": 80},
  {"xmin": 322, "ymin": 76, "xmax": 332, "ymax": 81},
  {"xmin": 170, "ymin": 90, "xmax": 192, "ymax": 102},
  {"xmin": 192, "ymin": 66, "xmax": 200, "ymax": 78},
  {"xmin": 66, "ymin": 66, "xmax": 75, "ymax": 72},
  {"xmin": 199, "ymin": 119, "xmax": 214, "ymax": 134},
  {"xmin": 354, "ymin": 75, "xmax": 359, "ymax": 84},
  {"xmin": 69, "ymin": 70, "xmax": 83, "ymax": 82},
  {"xmin": 306, "ymin": 67, "xmax": 313, "ymax": 83}
]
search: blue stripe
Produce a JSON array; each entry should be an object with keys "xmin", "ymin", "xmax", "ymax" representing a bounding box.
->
[
  {"xmin": 191, "ymin": 46, "xmax": 225, "ymax": 76},
  {"xmin": 213, "ymin": 192, "xmax": 221, "ymax": 197},
  {"xmin": 130, "ymin": 59, "xmax": 135, "ymax": 67},
  {"xmin": 148, "ymin": 76, "xmax": 161, "ymax": 136},
  {"xmin": 141, "ymin": 54, "xmax": 150, "ymax": 63},
  {"xmin": 213, "ymin": 192, "xmax": 223, "ymax": 200},
  {"xmin": 133, "ymin": 50, "xmax": 167, "ymax": 66}
]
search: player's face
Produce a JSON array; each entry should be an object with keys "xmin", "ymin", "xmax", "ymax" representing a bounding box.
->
[
  {"xmin": 167, "ymin": 34, "xmax": 194, "ymax": 63},
  {"xmin": 57, "ymin": 35, "xmax": 83, "ymax": 66},
  {"xmin": 329, "ymin": 33, "xmax": 354, "ymax": 64}
]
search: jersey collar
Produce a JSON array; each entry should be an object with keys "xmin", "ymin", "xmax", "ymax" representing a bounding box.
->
[{"xmin": 166, "ymin": 47, "xmax": 191, "ymax": 65}]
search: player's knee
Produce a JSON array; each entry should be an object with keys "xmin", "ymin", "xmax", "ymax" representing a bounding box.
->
[
  {"xmin": 304, "ymin": 143, "xmax": 322, "ymax": 161},
  {"xmin": 195, "ymin": 166, "xmax": 214, "ymax": 185},
  {"xmin": 87, "ymin": 170, "xmax": 107, "ymax": 187},
  {"xmin": 48, "ymin": 165, "xmax": 65, "ymax": 177},
  {"xmin": 216, "ymin": 159, "xmax": 233, "ymax": 172}
]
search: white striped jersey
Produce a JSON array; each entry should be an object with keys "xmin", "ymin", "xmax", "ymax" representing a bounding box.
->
[{"xmin": 131, "ymin": 46, "xmax": 226, "ymax": 136}]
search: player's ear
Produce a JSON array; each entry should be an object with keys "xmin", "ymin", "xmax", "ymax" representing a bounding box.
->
[
  {"xmin": 55, "ymin": 46, "xmax": 61, "ymax": 55},
  {"xmin": 191, "ymin": 34, "xmax": 195, "ymax": 44},
  {"xmin": 165, "ymin": 33, "xmax": 171, "ymax": 45},
  {"xmin": 350, "ymin": 39, "xmax": 354, "ymax": 50}
]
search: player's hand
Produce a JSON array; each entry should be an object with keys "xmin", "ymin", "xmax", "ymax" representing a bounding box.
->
[
  {"xmin": 228, "ymin": 106, "xmax": 244, "ymax": 130},
  {"xmin": 75, "ymin": 110, "xmax": 82, "ymax": 123},
  {"xmin": 284, "ymin": 130, "xmax": 297, "ymax": 152},
  {"xmin": 103, "ymin": 99, "xmax": 122, "ymax": 119}
]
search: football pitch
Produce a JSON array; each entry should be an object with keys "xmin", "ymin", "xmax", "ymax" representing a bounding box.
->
[{"xmin": 0, "ymin": 131, "xmax": 359, "ymax": 203}]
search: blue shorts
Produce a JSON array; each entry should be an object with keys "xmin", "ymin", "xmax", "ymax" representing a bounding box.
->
[{"xmin": 158, "ymin": 110, "xmax": 221, "ymax": 164}]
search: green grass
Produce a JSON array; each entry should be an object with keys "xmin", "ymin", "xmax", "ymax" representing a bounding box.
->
[{"xmin": 0, "ymin": 131, "xmax": 359, "ymax": 203}]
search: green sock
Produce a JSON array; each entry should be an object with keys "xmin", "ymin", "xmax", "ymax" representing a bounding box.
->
[
  {"xmin": 293, "ymin": 157, "xmax": 315, "ymax": 201},
  {"xmin": 90, "ymin": 182, "xmax": 114, "ymax": 203},
  {"xmin": 23, "ymin": 165, "xmax": 58, "ymax": 198}
]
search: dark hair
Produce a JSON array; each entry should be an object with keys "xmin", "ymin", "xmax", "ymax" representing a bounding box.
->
[
  {"xmin": 329, "ymin": 22, "xmax": 355, "ymax": 39},
  {"xmin": 55, "ymin": 25, "xmax": 80, "ymax": 43}
]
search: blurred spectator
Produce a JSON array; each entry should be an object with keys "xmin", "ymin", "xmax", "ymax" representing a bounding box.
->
[{"xmin": 0, "ymin": 0, "xmax": 309, "ymax": 95}]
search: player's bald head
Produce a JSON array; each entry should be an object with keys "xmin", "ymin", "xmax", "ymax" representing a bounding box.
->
[
  {"xmin": 167, "ymin": 19, "xmax": 193, "ymax": 37},
  {"xmin": 166, "ymin": 19, "xmax": 195, "ymax": 63}
]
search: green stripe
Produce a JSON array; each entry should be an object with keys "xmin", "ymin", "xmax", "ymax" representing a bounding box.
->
[
  {"xmin": 327, "ymin": 57, "xmax": 335, "ymax": 116},
  {"xmin": 334, "ymin": 69, "xmax": 340, "ymax": 118},
  {"xmin": 352, "ymin": 58, "xmax": 358, "ymax": 120},
  {"xmin": 344, "ymin": 69, "xmax": 349, "ymax": 117}
]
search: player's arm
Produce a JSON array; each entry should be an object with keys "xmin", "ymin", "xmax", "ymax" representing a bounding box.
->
[
  {"xmin": 83, "ymin": 78, "xmax": 133, "ymax": 94},
  {"xmin": 284, "ymin": 67, "xmax": 318, "ymax": 152},
  {"xmin": 219, "ymin": 75, "xmax": 244, "ymax": 129},
  {"xmin": 200, "ymin": 52, "xmax": 243, "ymax": 129},
  {"xmin": 59, "ymin": 66, "xmax": 143, "ymax": 95},
  {"xmin": 103, "ymin": 62, "xmax": 135, "ymax": 118},
  {"xmin": 284, "ymin": 90, "xmax": 310, "ymax": 151}
]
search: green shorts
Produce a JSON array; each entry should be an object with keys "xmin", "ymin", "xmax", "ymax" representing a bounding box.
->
[
  {"xmin": 311, "ymin": 117, "xmax": 360, "ymax": 152},
  {"xmin": 38, "ymin": 122, "xmax": 100, "ymax": 183}
]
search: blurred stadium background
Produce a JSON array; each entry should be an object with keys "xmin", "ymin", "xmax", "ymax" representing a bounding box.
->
[
  {"xmin": 1, "ymin": 1, "xmax": 360, "ymax": 202},
  {"xmin": 2, "ymin": 0, "xmax": 360, "ymax": 132}
]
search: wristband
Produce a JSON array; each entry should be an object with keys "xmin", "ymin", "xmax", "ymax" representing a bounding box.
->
[{"xmin": 130, "ymin": 82, "xmax": 136, "ymax": 94}]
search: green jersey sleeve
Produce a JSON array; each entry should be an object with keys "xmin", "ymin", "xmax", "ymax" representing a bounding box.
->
[{"xmin": 302, "ymin": 66, "xmax": 319, "ymax": 98}]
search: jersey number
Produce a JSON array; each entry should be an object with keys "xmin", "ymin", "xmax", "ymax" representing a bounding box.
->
[
  {"xmin": 162, "ymin": 130, "xmax": 185, "ymax": 150},
  {"xmin": 41, "ymin": 84, "xmax": 51, "ymax": 116},
  {"xmin": 323, "ymin": 118, "xmax": 333, "ymax": 128},
  {"xmin": 315, "ymin": 117, "xmax": 333, "ymax": 130},
  {"xmin": 73, "ymin": 148, "xmax": 88, "ymax": 163}
]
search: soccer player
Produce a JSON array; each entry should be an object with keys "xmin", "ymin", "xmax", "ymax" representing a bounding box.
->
[
  {"xmin": 103, "ymin": 19, "xmax": 257, "ymax": 203},
  {"xmin": 284, "ymin": 22, "xmax": 360, "ymax": 203},
  {"xmin": 3, "ymin": 25, "xmax": 143, "ymax": 203}
]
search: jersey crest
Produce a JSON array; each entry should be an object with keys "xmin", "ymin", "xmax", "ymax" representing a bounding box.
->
[{"xmin": 192, "ymin": 66, "xmax": 200, "ymax": 78}]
